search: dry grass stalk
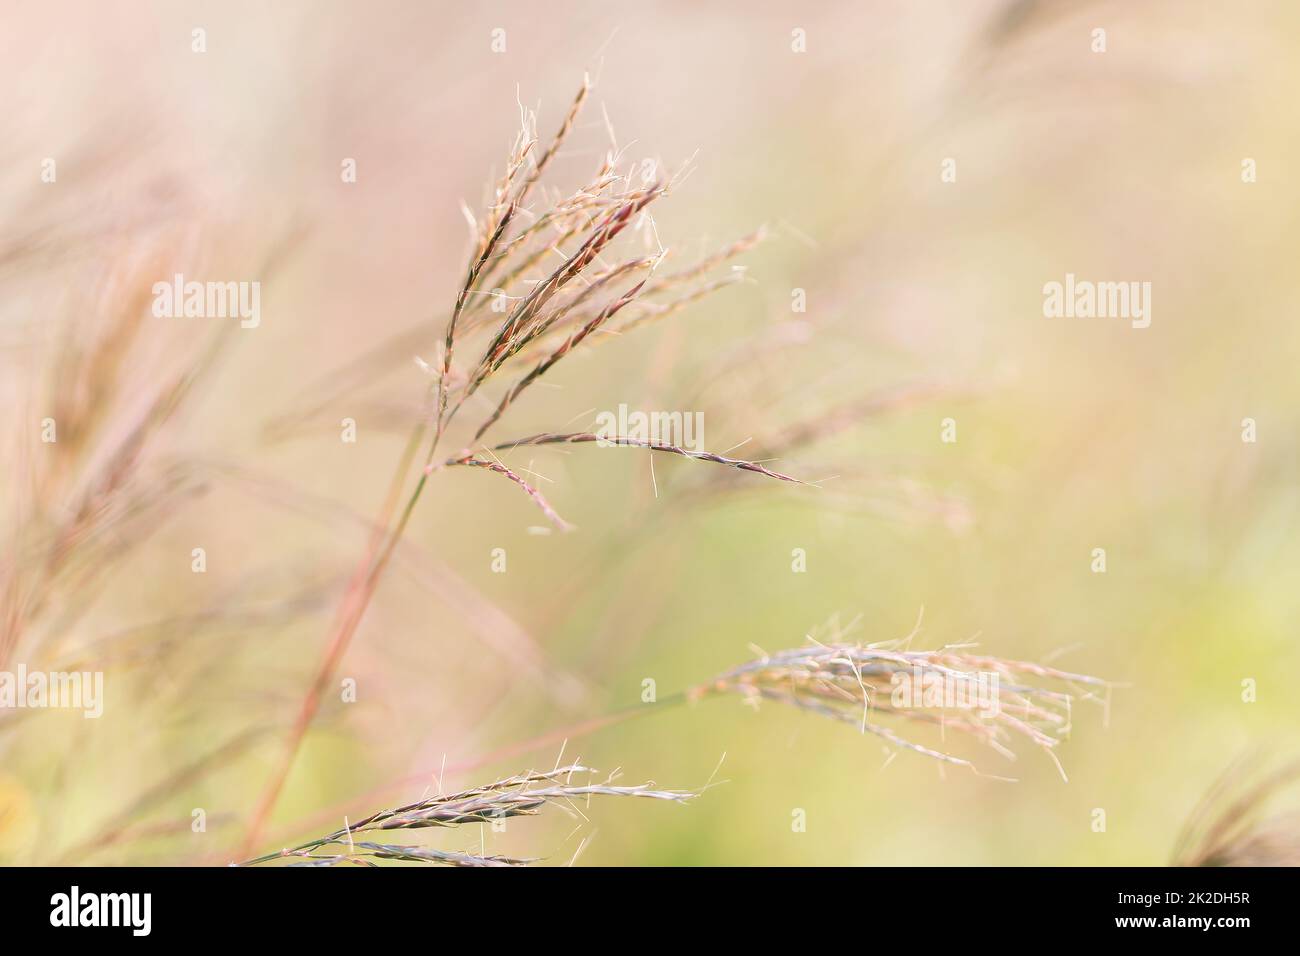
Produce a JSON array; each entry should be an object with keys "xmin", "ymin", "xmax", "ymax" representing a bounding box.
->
[
  {"xmin": 239, "ymin": 764, "xmax": 690, "ymax": 867},
  {"xmin": 239, "ymin": 76, "xmax": 783, "ymax": 857}
]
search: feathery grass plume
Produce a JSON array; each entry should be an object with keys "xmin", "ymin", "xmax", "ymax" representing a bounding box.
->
[
  {"xmin": 240, "ymin": 76, "xmax": 789, "ymax": 855},
  {"xmin": 239, "ymin": 765, "xmax": 691, "ymax": 867},
  {"xmin": 688, "ymin": 622, "xmax": 1108, "ymax": 780},
  {"xmin": 264, "ymin": 89, "xmax": 769, "ymax": 453},
  {"xmin": 1173, "ymin": 754, "xmax": 1300, "ymax": 867}
]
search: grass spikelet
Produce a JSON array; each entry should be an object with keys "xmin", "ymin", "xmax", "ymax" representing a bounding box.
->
[
  {"xmin": 475, "ymin": 431, "xmax": 806, "ymax": 483},
  {"xmin": 447, "ymin": 455, "xmax": 573, "ymax": 531}
]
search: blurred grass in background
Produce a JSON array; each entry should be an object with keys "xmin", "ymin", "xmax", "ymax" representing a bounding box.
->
[{"xmin": 1, "ymin": 0, "xmax": 1297, "ymax": 865}]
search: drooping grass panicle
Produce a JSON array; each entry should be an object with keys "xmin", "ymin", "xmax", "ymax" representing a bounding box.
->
[{"xmin": 689, "ymin": 630, "xmax": 1108, "ymax": 779}]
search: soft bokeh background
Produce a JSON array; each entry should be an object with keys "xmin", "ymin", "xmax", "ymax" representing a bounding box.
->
[{"xmin": 2, "ymin": 0, "xmax": 1297, "ymax": 865}]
